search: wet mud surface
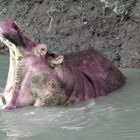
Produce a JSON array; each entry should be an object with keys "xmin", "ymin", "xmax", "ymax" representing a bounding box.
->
[{"xmin": 0, "ymin": 0, "xmax": 139, "ymax": 67}]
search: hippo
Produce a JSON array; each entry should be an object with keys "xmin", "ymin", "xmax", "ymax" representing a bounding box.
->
[{"xmin": 0, "ymin": 20, "xmax": 125, "ymax": 109}]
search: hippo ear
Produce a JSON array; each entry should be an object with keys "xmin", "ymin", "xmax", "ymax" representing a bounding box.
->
[{"xmin": 50, "ymin": 55, "xmax": 64, "ymax": 68}]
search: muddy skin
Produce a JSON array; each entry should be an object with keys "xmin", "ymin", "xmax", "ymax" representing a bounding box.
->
[{"xmin": 0, "ymin": 20, "xmax": 125, "ymax": 109}]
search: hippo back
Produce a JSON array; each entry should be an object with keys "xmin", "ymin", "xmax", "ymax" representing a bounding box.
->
[{"xmin": 65, "ymin": 50, "xmax": 125, "ymax": 98}]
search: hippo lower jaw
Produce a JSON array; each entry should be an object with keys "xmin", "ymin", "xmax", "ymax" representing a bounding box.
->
[{"xmin": 0, "ymin": 33, "xmax": 25, "ymax": 108}]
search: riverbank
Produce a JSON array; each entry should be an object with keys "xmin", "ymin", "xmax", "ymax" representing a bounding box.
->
[{"xmin": 0, "ymin": 0, "xmax": 139, "ymax": 67}]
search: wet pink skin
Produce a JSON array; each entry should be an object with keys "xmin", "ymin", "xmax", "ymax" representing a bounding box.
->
[{"xmin": 0, "ymin": 20, "xmax": 125, "ymax": 109}]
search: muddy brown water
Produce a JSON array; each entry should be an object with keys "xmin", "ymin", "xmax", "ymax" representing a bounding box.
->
[{"xmin": 0, "ymin": 55, "xmax": 140, "ymax": 140}]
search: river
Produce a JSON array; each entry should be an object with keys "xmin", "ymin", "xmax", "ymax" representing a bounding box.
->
[{"xmin": 0, "ymin": 54, "xmax": 140, "ymax": 140}]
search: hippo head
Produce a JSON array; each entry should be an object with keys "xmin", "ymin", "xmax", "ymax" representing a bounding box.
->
[{"xmin": 0, "ymin": 20, "xmax": 70, "ymax": 109}]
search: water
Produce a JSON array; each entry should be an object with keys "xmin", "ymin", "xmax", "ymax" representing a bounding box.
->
[
  {"xmin": 0, "ymin": 55, "xmax": 9, "ymax": 88},
  {"xmin": 0, "ymin": 55, "xmax": 140, "ymax": 140}
]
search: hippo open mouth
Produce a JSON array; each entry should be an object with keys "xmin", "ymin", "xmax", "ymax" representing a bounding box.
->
[
  {"xmin": 0, "ymin": 20, "xmax": 36, "ymax": 108},
  {"xmin": 0, "ymin": 21, "xmax": 23, "ymax": 106},
  {"xmin": 0, "ymin": 20, "xmax": 125, "ymax": 110}
]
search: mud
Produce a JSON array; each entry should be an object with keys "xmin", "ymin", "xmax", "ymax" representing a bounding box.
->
[{"xmin": 0, "ymin": 0, "xmax": 139, "ymax": 67}]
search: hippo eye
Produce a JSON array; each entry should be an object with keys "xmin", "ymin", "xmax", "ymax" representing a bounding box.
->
[{"xmin": 12, "ymin": 23, "xmax": 19, "ymax": 30}]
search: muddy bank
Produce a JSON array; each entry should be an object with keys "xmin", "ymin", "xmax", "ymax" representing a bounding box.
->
[{"xmin": 0, "ymin": 0, "xmax": 139, "ymax": 67}]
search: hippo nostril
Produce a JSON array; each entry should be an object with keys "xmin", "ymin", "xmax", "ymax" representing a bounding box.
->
[{"xmin": 1, "ymin": 96, "xmax": 6, "ymax": 105}]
